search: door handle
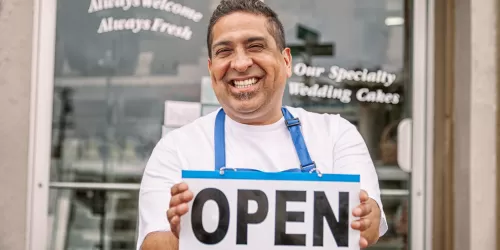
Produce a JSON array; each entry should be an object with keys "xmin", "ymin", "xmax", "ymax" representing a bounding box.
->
[{"xmin": 397, "ymin": 118, "xmax": 412, "ymax": 173}]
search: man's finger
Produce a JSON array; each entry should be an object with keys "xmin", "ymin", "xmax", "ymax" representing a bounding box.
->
[
  {"xmin": 166, "ymin": 207, "xmax": 176, "ymax": 221},
  {"xmin": 169, "ymin": 194, "xmax": 183, "ymax": 207},
  {"xmin": 166, "ymin": 203, "xmax": 190, "ymax": 221},
  {"xmin": 171, "ymin": 182, "xmax": 189, "ymax": 196},
  {"xmin": 359, "ymin": 236, "xmax": 369, "ymax": 249},
  {"xmin": 353, "ymin": 202, "xmax": 372, "ymax": 217},
  {"xmin": 170, "ymin": 215, "xmax": 180, "ymax": 226},
  {"xmin": 169, "ymin": 190, "xmax": 194, "ymax": 207},
  {"xmin": 359, "ymin": 190, "xmax": 369, "ymax": 203},
  {"xmin": 351, "ymin": 218, "xmax": 372, "ymax": 231},
  {"xmin": 175, "ymin": 203, "xmax": 190, "ymax": 216}
]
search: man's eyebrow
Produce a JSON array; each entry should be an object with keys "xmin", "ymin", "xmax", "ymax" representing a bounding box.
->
[
  {"xmin": 246, "ymin": 36, "xmax": 266, "ymax": 43},
  {"xmin": 212, "ymin": 36, "xmax": 267, "ymax": 49},
  {"xmin": 212, "ymin": 40, "xmax": 232, "ymax": 49}
]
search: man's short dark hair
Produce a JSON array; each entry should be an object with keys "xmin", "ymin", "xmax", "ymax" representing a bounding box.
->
[{"xmin": 206, "ymin": 0, "xmax": 286, "ymax": 58}]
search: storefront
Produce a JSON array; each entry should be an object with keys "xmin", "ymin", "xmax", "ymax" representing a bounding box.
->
[{"xmin": 22, "ymin": 0, "xmax": 437, "ymax": 249}]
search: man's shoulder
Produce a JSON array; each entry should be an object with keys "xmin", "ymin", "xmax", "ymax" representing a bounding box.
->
[
  {"xmin": 285, "ymin": 106, "xmax": 350, "ymax": 128},
  {"xmin": 284, "ymin": 106, "xmax": 359, "ymax": 145}
]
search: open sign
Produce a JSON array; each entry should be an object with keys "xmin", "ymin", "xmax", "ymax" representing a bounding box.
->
[{"xmin": 179, "ymin": 171, "xmax": 361, "ymax": 250}]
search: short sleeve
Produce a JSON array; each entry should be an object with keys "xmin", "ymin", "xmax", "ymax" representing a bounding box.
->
[
  {"xmin": 331, "ymin": 116, "xmax": 388, "ymax": 237},
  {"xmin": 136, "ymin": 134, "xmax": 183, "ymax": 249}
]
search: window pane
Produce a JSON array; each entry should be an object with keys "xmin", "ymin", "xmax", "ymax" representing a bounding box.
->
[
  {"xmin": 48, "ymin": 188, "xmax": 139, "ymax": 250},
  {"xmin": 50, "ymin": 0, "xmax": 216, "ymax": 183}
]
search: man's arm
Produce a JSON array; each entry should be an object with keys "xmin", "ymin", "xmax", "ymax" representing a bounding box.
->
[
  {"xmin": 137, "ymin": 133, "xmax": 183, "ymax": 250},
  {"xmin": 331, "ymin": 116, "xmax": 388, "ymax": 245},
  {"xmin": 141, "ymin": 232, "xmax": 178, "ymax": 250}
]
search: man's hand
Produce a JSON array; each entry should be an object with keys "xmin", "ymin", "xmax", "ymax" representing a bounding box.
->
[
  {"xmin": 351, "ymin": 190, "xmax": 381, "ymax": 248},
  {"xmin": 166, "ymin": 182, "xmax": 194, "ymax": 238}
]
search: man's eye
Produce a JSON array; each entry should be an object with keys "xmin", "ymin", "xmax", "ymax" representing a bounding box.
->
[
  {"xmin": 249, "ymin": 44, "xmax": 264, "ymax": 49},
  {"xmin": 216, "ymin": 49, "xmax": 231, "ymax": 55}
]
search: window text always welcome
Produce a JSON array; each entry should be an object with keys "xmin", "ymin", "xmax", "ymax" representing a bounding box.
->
[{"xmin": 88, "ymin": 0, "xmax": 203, "ymax": 22}]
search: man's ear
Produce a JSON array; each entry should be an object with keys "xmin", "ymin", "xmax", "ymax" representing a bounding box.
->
[
  {"xmin": 282, "ymin": 48, "xmax": 292, "ymax": 77},
  {"xmin": 207, "ymin": 59, "xmax": 215, "ymax": 88}
]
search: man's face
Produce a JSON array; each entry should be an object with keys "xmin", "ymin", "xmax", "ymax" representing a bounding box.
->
[{"xmin": 208, "ymin": 12, "xmax": 292, "ymax": 120}]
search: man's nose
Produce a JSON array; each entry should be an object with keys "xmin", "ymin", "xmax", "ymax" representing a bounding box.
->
[{"xmin": 230, "ymin": 51, "xmax": 253, "ymax": 72}]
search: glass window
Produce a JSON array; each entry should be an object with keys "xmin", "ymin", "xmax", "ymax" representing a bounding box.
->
[{"xmin": 48, "ymin": 0, "xmax": 410, "ymax": 249}]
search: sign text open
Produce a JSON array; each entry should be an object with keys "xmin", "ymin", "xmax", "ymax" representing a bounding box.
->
[{"xmin": 179, "ymin": 171, "xmax": 361, "ymax": 250}]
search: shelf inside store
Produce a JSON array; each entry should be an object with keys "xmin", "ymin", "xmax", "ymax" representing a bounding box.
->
[
  {"xmin": 374, "ymin": 163, "xmax": 409, "ymax": 181},
  {"xmin": 63, "ymin": 192, "xmax": 138, "ymax": 249}
]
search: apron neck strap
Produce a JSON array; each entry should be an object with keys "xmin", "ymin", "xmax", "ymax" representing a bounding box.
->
[
  {"xmin": 281, "ymin": 107, "xmax": 316, "ymax": 170},
  {"xmin": 214, "ymin": 109, "xmax": 227, "ymax": 171},
  {"xmin": 214, "ymin": 107, "xmax": 316, "ymax": 171}
]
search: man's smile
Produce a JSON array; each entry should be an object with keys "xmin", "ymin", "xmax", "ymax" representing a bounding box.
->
[
  {"xmin": 233, "ymin": 77, "xmax": 259, "ymax": 88},
  {"xmin": 227, "ymin": 76, "xmax": 263, "ymax": 94}
]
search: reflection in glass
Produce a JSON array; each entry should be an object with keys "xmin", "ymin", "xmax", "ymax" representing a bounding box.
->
[
  {"xmin": 266, "ymin": 0, "xmax": 408, "ymax": 165},
  {"xmin": 48, "ymin": 188, "xmax": 138, "ymax": 250},
  {"xmin": 51, "ymin": 0, "xmax": 216, "ymax": 183},
  {"xmin": 368, "ymin": 196, "xmax": 409, "ymax": 250}
]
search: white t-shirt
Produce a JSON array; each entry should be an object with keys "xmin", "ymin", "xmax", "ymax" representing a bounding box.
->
[{"xmin": 136, "ymin": 106, "xmax": 388, "ymax": 249}]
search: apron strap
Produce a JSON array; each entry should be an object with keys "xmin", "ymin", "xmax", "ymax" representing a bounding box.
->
[
  {"xmin": 281, "ymin": 107, "xmax": 316, "ymax": 170},
  {"xmin": 214, "ymin": 107, "xmax": 316, "ymax": 171},
  {"xmin": 214, "ymin": 108, "xmax": 226, "ymax": 171}
]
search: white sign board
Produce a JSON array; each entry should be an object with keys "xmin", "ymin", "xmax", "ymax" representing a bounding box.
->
[{"xmin": 179, "ymin": 171, "xmax": 361, "ymax": 250}]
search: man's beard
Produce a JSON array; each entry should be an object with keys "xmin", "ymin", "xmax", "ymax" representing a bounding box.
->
[{"xmin": 230, "ymin": 89, "xmax": 259, "ymax": 101}]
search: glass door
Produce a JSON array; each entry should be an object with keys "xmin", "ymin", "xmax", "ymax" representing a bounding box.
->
[
  {"xmin": 266, "ymin": 1, "xmax": 414, "ymax": 249},
  {"xmin": 30, "ymin": 0, "xmax": 431, "ymax": 249},
  {"xmin": 44, "ymin": 1, "xmax": 224, "ymax": 249}
]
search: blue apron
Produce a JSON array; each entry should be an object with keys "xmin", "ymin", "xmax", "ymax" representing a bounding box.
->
[{"xmin": 214, "ymin": 107, "xmax": 320, "ymax": 176}]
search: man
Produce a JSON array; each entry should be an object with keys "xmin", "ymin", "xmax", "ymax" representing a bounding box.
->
[{"xmin": 137, "ymin": 0, "xmax": 388, "ymax": 249}]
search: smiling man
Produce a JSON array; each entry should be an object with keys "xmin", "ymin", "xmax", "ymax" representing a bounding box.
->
[{"xmin": 137, "ymin": 0, "xmax": 387, "ymax": 249}]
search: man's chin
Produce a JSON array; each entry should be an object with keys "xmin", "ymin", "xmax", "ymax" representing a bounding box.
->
[
  {"xmin": 229, "ymin": 89, "xmax": 258, "ymax": 101},
  {"xmin": 227, "ymin": 98, "xmax": 263, "ymax": 115}
]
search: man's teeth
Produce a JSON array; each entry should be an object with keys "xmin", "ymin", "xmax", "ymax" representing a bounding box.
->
[{"xmin": 233, "ymin": 78, "xmax": 258, "ymax": 88}]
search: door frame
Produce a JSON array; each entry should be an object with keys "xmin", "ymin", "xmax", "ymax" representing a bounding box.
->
[
  {"xmin": 412, "ymin": 0, "xmax": 435, "ymax": 249},
  {"xmin": 26, "ymin": 0, "xmax": 57, "ymax": 248},
  {"xmin": 25, "ymin": 0, "xmax": 435, "ymax": 249}
]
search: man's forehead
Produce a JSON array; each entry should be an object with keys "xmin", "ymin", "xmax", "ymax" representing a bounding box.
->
[
  {"xmin": 211, "ymin": 13, "xmax": 274, "ymax": 46},
  {"xmin": 212, "ymin": 32, "xmax": 270, "ymax": 45}
]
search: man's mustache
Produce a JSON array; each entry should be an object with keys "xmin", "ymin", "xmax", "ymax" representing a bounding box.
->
[{"xmin": 222, "ymin": 69, "xmax": 264, "ymax": 83}]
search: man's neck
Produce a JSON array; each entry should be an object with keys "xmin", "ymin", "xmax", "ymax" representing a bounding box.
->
[{"xmin": 226, "ymin": 107, "xmax": 283, "ymax": 126}]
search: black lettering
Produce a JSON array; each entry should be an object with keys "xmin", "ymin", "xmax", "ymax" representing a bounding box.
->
[
  {"xmin": 313, "ymin": 191, "xmax": 349, "ymax": 247},
  {"xmin": 236, "ymin": 190, "xmax": 269, "ymax": 244},
  {"xmin": 274, "ymin": 191, "xmax": 306, "ymax": 246},
  {"xmin": 191, "ymin": 188, "xmax": 230, "ymax": 244}
]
